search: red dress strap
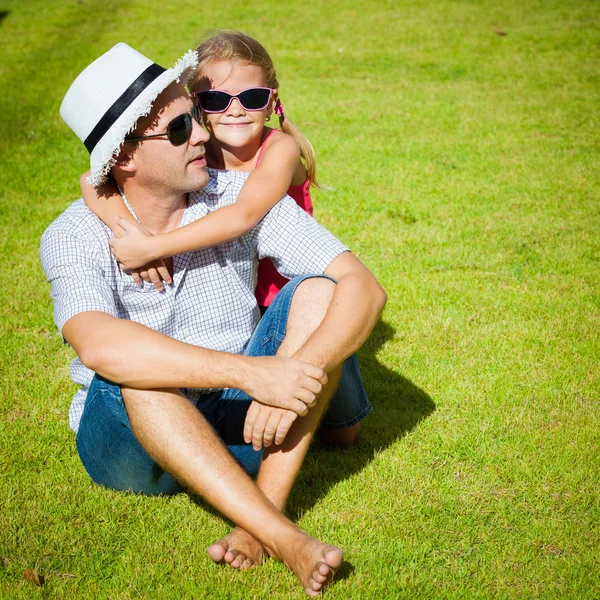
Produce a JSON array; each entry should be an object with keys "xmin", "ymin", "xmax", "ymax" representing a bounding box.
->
[{"xmin": 254, "ymin": 129, "xmax": 282, "ymax": 168}]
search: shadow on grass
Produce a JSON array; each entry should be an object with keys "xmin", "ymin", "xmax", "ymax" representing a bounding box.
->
[
  {"xmin": 287, "ymin": 318, "xmax": 436, "ymax": 520},
  {"xmin": 335, "ymin": 560, "xmax": 355, "ymax": 582},
  {"xmin": 0, "ymin": 11, "xmax": 9, "ymax": 25}
]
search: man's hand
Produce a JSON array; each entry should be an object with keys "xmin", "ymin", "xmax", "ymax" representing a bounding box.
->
[
  {"xmin": 244, "ymin": 402, "xmax": 298, "ymax": 450},
  {"xmin": 243, "ymin": 356, "xmax": 327, "ymax": 416}
]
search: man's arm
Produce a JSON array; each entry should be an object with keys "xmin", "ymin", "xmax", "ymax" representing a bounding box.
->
[
  {"xmin": 294, "ymin": 251, "xmax": 387, "ymax": 371},
  {"xmin": 243, "ymin": 253, "xmax": 386, "ymax": 449},
  {"xmin": 254, "ymin": 198, "xmax": 387, "ymax": 372},
  {"xmin": 243, "ymin": 198, "xmax": 387, "ymax": 446},
  {"xmin": 62, "ymin": 311, "xmax": 326, "ymax": 415}
]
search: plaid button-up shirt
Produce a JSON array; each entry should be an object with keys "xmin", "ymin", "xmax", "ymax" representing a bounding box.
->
[{"xmin": 41, "ymin": 169, "xmax": 348, "ymax": 433}]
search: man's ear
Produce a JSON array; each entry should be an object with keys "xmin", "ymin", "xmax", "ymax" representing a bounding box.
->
[{"xmin": 113, "ymin": 148, "xmax": 137, "ymax": 174}]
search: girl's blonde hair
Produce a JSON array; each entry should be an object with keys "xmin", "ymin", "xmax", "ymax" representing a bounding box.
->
[{"xmin": 192, "ymin": 30, "xmax": 319, "ymax": 186}]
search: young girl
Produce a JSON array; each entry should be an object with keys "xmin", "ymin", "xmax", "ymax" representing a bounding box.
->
[{"xmin": 81, "ymin": 30, "xmax": 318, "ymax": 309}]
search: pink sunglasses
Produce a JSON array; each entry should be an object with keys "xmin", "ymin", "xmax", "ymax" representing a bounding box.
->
[{"xmin": 196, "ymin": 87, "xmax": 274, "ymax": 113}]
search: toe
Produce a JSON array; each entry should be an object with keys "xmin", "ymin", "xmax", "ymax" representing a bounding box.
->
[
  {"xmin": 310, "ymin": 578, "xmax": 323, "ymax": 592},
  {"xmin": 305, "ymin": 586, "xmax": 320, "ymax": 598},
  {"xmin": 207, "ymin": 541, "xmax": 228, "ymax": 563},
  {"xmin": 224, "ymin": 549, "xmax": 240, "ymax": 565},
  {"xmin": 323, "ymin": 547, "xmax": 343, "ymax": 571},
  {"xmin": 231, "ymin": 552, "xmax": 246, "ymax": 569},
  {"xmin": 318, "ymin": 561, "xmax": 332, "ymax": 577},
  {"xmin": 312, "ymin": 568, "xmax": 328, "ymax": 584},
  {"xmin": 240, "ymin": 557, "xmax": 254, "ymax": 570}
]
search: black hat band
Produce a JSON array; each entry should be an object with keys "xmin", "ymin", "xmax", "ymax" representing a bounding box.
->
[{"xmin": 84, "ymin": 62, "xmax": 166, "ymax": 153}]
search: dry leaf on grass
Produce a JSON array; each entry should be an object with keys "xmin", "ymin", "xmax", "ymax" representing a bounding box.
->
[{"xmin": 23, "ymin": 568, "xmax": 45, "ymax": 587}]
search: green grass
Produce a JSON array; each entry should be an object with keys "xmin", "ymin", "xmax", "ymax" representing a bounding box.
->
[{"xmin": 1, "ymin": 0, "xmax": 599, "ymax": 597}]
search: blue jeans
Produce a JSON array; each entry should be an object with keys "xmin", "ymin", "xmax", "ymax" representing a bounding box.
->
[{"xmin": 76, "ymin": 275, "xmax": 372, "ymax": 495}]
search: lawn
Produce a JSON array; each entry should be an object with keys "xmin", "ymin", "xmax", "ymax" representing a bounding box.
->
[{"xmin": 1, "ymin": 0, "xmax": 599, "ymax": 597}]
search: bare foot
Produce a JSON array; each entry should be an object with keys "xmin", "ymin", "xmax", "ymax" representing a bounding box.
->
[
  {"xmin": 207, "ymin": 527, "xmax": 264, "ymax": 570},
  {"xmin": 283, "ymin": 536, "xmax": 343, "ymax": 598}
]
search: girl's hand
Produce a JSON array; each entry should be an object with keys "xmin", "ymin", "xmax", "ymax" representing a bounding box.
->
[
  {"xmin": 110, "ymin": 217, "xmax": 172, "ymax": 290},
  {"xmin": 109, "ymin": 217, "xmax": 158, "ymax": 268},
  {"xmin": 129, "ymin": 260, "xmax": 172, "ymax": 291}
]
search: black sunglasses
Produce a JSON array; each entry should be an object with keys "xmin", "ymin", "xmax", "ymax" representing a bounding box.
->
[
  {"xmin": 196, "ymin": 87, "xmax": 273, "ymax": 113},
  {"xmin": 125, "ymin": 104, "xmax": 202, "ymax": 146}
]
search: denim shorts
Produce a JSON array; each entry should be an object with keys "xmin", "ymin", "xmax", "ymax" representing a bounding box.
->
[{"xmin": 75, "ymin": 274, "xmax": 372, "ymax": 495}]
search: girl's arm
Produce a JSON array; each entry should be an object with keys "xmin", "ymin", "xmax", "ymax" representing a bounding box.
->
[
  {"xmin": 109, "ymin": 132, "xmax": 303, "ymax": 268},
  {"xmin": 79, "ymin": 172, "xmax": 171, "ymax": 289},
  {"xmin": 80, "ymin": 172, "xmax": 138, "ymax": 237}
]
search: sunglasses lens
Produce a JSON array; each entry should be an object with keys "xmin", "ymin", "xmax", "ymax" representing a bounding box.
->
[
  {"xmin": 238, "ymin": 88, "xmax": 271, "ymax": 110},
  {"xmin": 198, "ymin": 90, "xmax": 230, "ymax": 112},
  {"xmin": 167, "ymin": 113, "xmax": 192, "ymax": 146}
]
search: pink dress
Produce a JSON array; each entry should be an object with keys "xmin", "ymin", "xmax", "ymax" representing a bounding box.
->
[{"xmin": 254, "ymin": 130, "xmax": 313, "ymax": 307}]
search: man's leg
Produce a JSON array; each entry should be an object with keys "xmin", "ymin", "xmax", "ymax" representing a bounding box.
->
[
  {"xmin": 257, "ymin": 277, "xmax": 342, "ymax": 507},
  {"xmin": 76, "ymin": 376, "xmax": 183, "ymax": 495},
  {"xmin": 76, "ymin": 376, "xmax": 342, "ymax": 597},
  {"xmin": 124, "ymin": 386, "xmax": 342, "ymax": 597},
  {"xmin": 209, "ymin": 277, "xmax": 354, "ymax": 585},
  {"xmin": 319, "ymin": 354, "xmax": 371, "ymax": 445},
  {"xmin": 319, "ymin": 423, "xmax": 360, "ymax": 444}
]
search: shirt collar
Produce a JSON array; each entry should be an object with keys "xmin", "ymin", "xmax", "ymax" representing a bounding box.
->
[
  {"xmin": 117, "ymin": 186, "xmax": 142, "ymax": 225},
  {"xmin": 203, "ymin": 169, "xmax": 232, "ymax": 195}
]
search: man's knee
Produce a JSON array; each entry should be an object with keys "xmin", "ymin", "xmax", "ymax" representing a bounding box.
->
[
  {"xmin": 288, "ymin": 277, "xmax": 336, "ymax": 331},
  {"xmin": 293, "ymin": 276, "xmax": 336, "ymax": 308},
  {"xmin": 276, "ymin": 277, "xmax": 336, "ymax": 358}
]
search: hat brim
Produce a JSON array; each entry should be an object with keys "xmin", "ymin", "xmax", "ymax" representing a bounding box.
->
[{"xmin": 88, "ymin": 50, "xmax": 199, "ymax": 187}]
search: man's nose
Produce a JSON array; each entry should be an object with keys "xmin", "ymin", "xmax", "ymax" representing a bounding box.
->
[{"xmin": 190, "ymin": 115, "xmax": 209, "ymax": 145}]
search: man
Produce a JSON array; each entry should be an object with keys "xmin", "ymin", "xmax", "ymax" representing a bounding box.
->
[{"xmin": 41, "ymin": 43, "xmax": 386, "ymax": 597}]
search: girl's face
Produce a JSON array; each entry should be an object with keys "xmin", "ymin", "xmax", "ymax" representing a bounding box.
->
[{"xmin": 195, "ymin": 60, "xmax": 274, "ymax": 153}]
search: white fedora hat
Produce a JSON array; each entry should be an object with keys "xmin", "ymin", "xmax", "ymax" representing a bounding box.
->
[{"xmin": 60, "ymin": 43, "xmax": 198, "ymax": 187}]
